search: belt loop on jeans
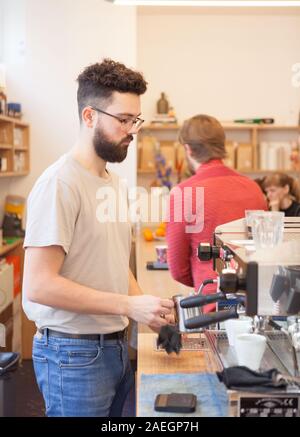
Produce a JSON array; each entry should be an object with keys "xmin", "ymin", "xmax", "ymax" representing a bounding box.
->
[
  {"xmin": 45, "ymin": 327, "xmax": 49, "ymax": 345},
  {"xmin": 100, "ymin": 334, "xmax": 104, "ymax": 348}
]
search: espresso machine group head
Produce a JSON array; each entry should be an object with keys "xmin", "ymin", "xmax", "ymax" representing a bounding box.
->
[{"xmin": 198, "ymin": 216, "xmax": 300, "ymax": 318}]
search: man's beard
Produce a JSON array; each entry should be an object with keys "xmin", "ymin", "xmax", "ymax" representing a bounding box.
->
[{"xmin": 93, "ymin": 126, "xmax": 133, "ymax": 163}]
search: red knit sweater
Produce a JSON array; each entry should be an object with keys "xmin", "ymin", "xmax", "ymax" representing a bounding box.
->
[{"xmin": 166, "ymin": 160, "xmax": 267, "ymax": 311}]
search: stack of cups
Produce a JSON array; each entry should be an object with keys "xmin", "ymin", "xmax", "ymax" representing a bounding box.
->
[
  {"xmin": 224, "ymin": 317, "xmax": 253, "ymax": 348},
  {"xmin": 225, "ymin": 317, "xmax": 267, "ymax": 370}
]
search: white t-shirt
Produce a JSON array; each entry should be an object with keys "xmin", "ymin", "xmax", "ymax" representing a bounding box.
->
[{"xmin": 23, "ymin": 153, "xmax": 131, "ymax": 334}]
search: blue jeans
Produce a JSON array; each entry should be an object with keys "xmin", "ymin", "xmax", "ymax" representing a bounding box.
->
[{"xmin": 32, "ymin": 331, "xmax": 134, "ymax": 417}]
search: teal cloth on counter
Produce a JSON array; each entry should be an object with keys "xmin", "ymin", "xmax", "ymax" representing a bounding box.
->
[{"xmin": 139, "ymin": 372, "xmax": 229, "ymax": 417}]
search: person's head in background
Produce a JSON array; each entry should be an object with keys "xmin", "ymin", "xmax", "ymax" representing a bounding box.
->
[
  {"xmin": 254, "ymin": 177, "xmax": 267, "ymax": 199},
  {"xmin": 178, "ymin": 114, "xmax": 226, "ymax": 174},
  {"xmin": 262, "ymin": 172, "xmax": 300, "ymax": 211},
  {"xmin": 254, "ymin": 177, "xmax": 266, "ymax": 193},
  {"xmin": 76, "ymin": 58, "xmax": 147, "ymax": 163}
]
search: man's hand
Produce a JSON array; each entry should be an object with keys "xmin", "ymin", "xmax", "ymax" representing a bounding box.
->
[
  {"xmin": 148, "ymin": 312, "xmax": 176, "ymax": 333},
  {"xmin": 127, "ymin": 295, "xmax": 174, "ymax": 330}
]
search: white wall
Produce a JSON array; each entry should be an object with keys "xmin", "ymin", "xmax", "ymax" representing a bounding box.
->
[
  {"xmin": 2, "ymin": 4, "xmax": 300, "ymax": 223},
  {"xmin": 0, "ymin": 0, "xmax": 137, "ymax": 221},
  {"xmin": 137, "ymin": 8, "xmax": 300, "ymax": 125}
]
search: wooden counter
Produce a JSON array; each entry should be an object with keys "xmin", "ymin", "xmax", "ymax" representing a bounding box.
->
[
  {"xmin": 136, "ymin": 333, "xmax": 221, "ymax": 416},
  {"xmin": 135, "ymin": 233, "xmax": 230, "ymax": 416}
]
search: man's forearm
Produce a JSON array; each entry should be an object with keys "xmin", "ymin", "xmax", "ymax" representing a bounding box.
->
[{"xmin": 26, "ymin": 274, "xmax": 129, "ymax": 317}]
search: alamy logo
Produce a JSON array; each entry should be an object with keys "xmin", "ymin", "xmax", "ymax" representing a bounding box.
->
[
  {"xmin": 95, "ymin": 183, "xmax": 205, "ymax": 234},
  {"xmin": 291, "ymin": 63, "xmax": 300, "ymax": 88}
]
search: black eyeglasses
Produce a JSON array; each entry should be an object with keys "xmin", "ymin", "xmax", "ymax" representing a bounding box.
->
[{"xmin": 90, "ymin": 106, "xmax": 144, "ymax": 131}]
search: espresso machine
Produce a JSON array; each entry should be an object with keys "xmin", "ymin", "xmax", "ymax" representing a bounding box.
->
[{"xmin": 174, "ymin": 217, "xmax": 300, "ymax": 417}]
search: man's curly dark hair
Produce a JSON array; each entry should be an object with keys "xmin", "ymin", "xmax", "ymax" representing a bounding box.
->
[{"xmin": 76, "ymin": 58, "xmax": 147, "ymax": 122}]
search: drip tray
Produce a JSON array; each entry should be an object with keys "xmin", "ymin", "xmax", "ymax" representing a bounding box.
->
[{"xmin": 205, "ymin": 330, "xmax": 299, "ymax": 376}]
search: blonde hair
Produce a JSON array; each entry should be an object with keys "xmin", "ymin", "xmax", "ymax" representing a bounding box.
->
[
  {"xmin": 178, "ymin": 114, "xmax": 226, "ymax": 163},
  {"xmin": 262, "ymin": 173, "xmax": 300, "ymax": 202}
]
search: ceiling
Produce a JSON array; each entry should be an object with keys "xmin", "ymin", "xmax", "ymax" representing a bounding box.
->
[{"xmin": 137, "ymin": 5, "xmax": 300, "ymax": 14}]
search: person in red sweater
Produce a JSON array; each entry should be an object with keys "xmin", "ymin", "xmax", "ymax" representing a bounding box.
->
[{"xmin": 166, "ymin": 114, "xmax": 267, "ymax": 311}]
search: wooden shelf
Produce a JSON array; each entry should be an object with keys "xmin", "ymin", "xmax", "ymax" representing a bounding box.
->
[
  {"xmin": 0, "ymin": 114, "xmax": 29, "ymax": 127},
  {"xmin": 137, "ymin": 168, "xmax": 300, "ymax": 176},
  {"xmin": 141, "ymin": 124, "xmax": 180, "ymax": 131},
  {"xmin": 251, "ymin": 169, "xmax": 300, "ymax": 174},
  {"xmin": 0, "ymin": 115, "xmax": 30, "ymax": 175},
  {"xmin": 138, "ymin": 123, "xmax": 300, "ymax": 180},
  {"xmin": 138, "ymin": 169, "xmax": 156, "ymax": 174},
  {"xmin": 256, "ymin": 125, "xmax": 300, "ymax": 130},
  {"xmin": 0, "ymin": 143, "xmax": 13, "ymax": 150},
  {"xmin": 14, "ymin": 147, "xmax": 28, "ymax": 151},
  {"xmin": 13, "ymin": 171, "xmax": 29, "ymax": 176},
  {"xmin": 0, "ymin": 171, "xmax": 29, "ymax": 178},
  {"xmin": 142, "ymin": 123, "xmax": 300, "ymax": 131},
  {"xmin": 222, "ymin": 123, "xmax": 258, "ymax": 130}
]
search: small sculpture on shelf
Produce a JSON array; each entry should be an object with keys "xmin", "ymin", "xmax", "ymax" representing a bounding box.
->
[
  {"xmin": 151, "ymin": 93, "xmax": 177, "ymax": 125},
  {"xmin": 157, "ymin": 92, "xmax": 169, "ymax": 114}
]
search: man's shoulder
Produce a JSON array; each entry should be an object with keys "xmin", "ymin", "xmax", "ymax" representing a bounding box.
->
[
  {"xmin": 171, "ymin": 174, "xmax": 199, "ymax": 192},
  {"xmin": 34, "ymin": 154, "xmax": 79, "ymax": 187},
  {"xmin": 29, "ymin": 154, "xmax": 81, "ymax": 200}
]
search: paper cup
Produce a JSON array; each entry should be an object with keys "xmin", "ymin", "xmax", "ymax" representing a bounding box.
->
[
  {"xmin": 235, "ymin": 333, "xmax": 267, "ymax": 371},
  {"xmin": 155, "ymin": 245, "xmax": 168, "ymax": 264}
]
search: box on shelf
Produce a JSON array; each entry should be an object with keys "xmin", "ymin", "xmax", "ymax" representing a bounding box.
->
[
  {"xmin": 224, "ymin": 141, "xmax": 237, "ymax": 169},
  {"xmin": 13, "ymin": 127, "xmax": 23, "ymax": 148},
  {"xmin": 0, "ymin": 149, "xmax": 12, "ymax": 172},
  {"xmin": 0, "ymin": 121, "xmax": 13, "ymax": 144},
  {"xmin": 159, "ymin": 140, "xmax": 176, "ymax": 169},
  {"xmin": 236, "ymin": 143, "xmax": 253, "ymax": 171},
  {"xmin": 259, "ymin": 141, "xmax": 293, "ymax": 171},
  {"xmin": 14, "ymin": 151, "xmax": 26, "ymax": 172},
  {"xmin": 139, "ymin": 136, "xmax": 157, "ymax": 171}
]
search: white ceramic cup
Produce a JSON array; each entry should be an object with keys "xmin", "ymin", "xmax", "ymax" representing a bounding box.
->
[
  {"xmin": 235, "ymin": 333, "xmax": 267, "ymax": 371},
  {"xmin": 224, "ymin": 317, "xmax": 252, "ymax": 347}
]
